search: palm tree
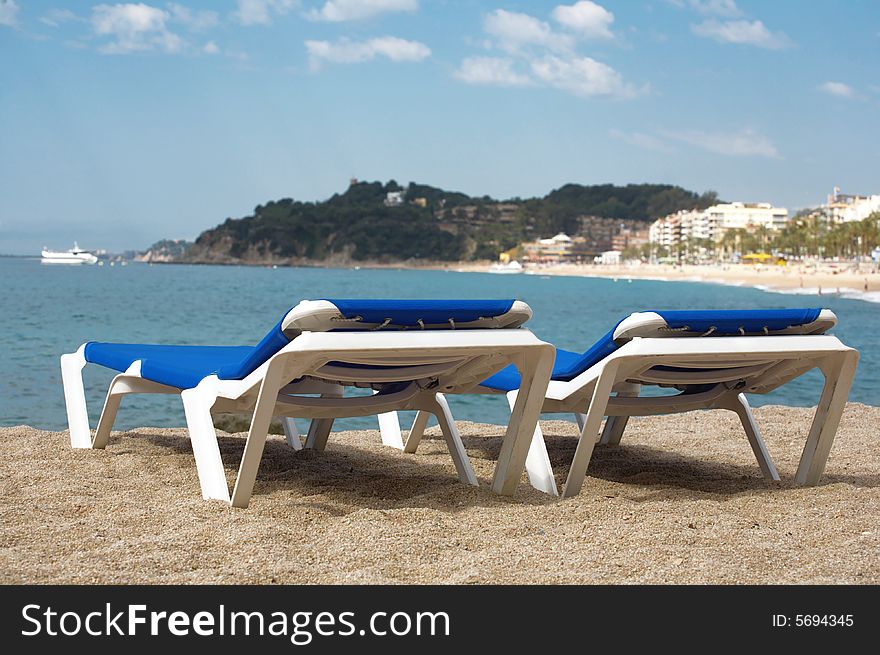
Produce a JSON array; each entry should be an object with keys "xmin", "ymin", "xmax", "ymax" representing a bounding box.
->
[
  {"xmin": 720, "ymin": 229, "xmax": 740, "ymax": 261},
  {"xmin": 753, "ymin": 224, "xmax": 771, "ymax": 253}
]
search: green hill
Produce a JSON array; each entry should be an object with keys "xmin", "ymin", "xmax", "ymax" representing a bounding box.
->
[{"xmin": 184, "ymin": 180, "xmax": 717, "ymax": 264}]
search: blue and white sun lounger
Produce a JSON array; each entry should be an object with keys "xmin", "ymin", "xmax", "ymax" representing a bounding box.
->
[
  {"xmin": 60, "ymin": 299, "xmax": 554, "ymax": 507},
  {"xmin": 393, "ymin": 308, "xmax": 858, "ymax": 498}
]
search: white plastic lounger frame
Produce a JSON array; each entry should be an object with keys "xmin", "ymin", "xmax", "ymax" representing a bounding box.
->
[
  {"xmin": 61, "ymin": 301, "xmax": 554, "ymax": 507},
  {"xmin": 387, "ymin": 310, "xmax": 858, "ymax": 498}
]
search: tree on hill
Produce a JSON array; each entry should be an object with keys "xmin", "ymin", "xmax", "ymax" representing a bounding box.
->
[{"xmin": 184, "ymin": 180, "xmax": 719, "ymax": 264}]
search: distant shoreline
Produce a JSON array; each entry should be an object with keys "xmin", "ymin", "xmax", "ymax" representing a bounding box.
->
[
  {"xmin": 156, "ymin": 257, "xmax": 880, "ymax": 303},
  {"xmin": 7, "ymin": 254, "xmax": 878, "ymax": 304},
  {"xmin": 460, "ymin": 261, "xmax": 880, "ymax": 304}
]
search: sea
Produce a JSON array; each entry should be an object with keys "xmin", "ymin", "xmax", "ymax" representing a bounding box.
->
[{"xmin": 1, "ymin": 256, "xmax": 877, "ymax": 432}]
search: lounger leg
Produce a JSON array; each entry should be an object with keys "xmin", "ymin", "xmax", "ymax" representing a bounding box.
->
[
  {"xmin": 574, "ymin": 413, "xmax": 586, "ymax": 432},
  {"xmin": 724, "ymin": 393, "xmax": 779, "ymax": 481},
  {"xmin": 303, "ymin": 387, "xmax": 343, "ymax": 451},
  {"xmin": 304, "ymin": 417, "xmax": 336, "ymax": 451},
  {"xmin": 509, "ymin": 390, "xmax": 558, "ymax": 496},
  {"xmin": 230, "ymin": 365, "xmax": 286, "ymax": 508},
  {"xmin": 562, "ymin": 362, "xmax": 620, "ymax": 499},
  {"xmin": 181, "ymin": 384, "xmax": 231, "ymax": 503},
  {"xmin": 421, "ymin": 394, "xmax": 478, "ymax": 486},
  {"xmin": 282, "ymin": 418, "xmax": 302, "ymax": 450},
  {"xmin": 60, "ymin": 347, "xmax": 93, "ymax": 449},
  {"xmin": 599, "ymin": 416, "xmax": 628, "ymax": 446},
  {"xmin": 795, "ymin": 351, "xmax": 859, "ymax": 486},
  {"xmin": 378, "ymin": 411, "xmax": 404, "ymax": 450},
  {"xmin": 599, "ymin": 383, "xmax": 639, "ymax": 446},
  {"xmin": 92, "ymin": 389, "xmax": 124, "ymax": 450},
  {"xmin": 403, "ymin": 410, "xmax": 431, "ymax": 454},
  {"xmin": 491, "ymin": 345, "xmax": 555, "ymax": 496}
]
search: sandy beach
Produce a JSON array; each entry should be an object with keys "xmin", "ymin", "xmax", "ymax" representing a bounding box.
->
[
  {"xmin": 1, "ymin": 403, "xmax": 877, "ymax": 585},
  {"xmin": 451, "ymin": 261, "xmax": 880, "ymax": 300}
]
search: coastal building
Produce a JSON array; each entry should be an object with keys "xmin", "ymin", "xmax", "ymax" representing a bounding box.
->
[
  {"xmin": 683, "ymin": 209, "xmax": 712, "ymax": 241},
  {"xmin": 611, "ymin": 225, "xmax": 650, "ymax": 252},
  {"xmin": 384, "ymin": 191, "xmax": 405, "ymax": 207},
  {"xmin": 704, "ymin": 202, "xmax": 789, "ymax": 235},
  {"xmin": 649, "ymin": 202, "xmax": 789, "ymax": 250},
  {"xmin": 522, "ymin": 232, "xmax": 577, "ymax": 262},
  {"xmin": 825, "ymin": 187, "xmax": 880, "ymax": 223},
  {"xmin": 434, "ymin": 202, "xmax": 519, "ymax": 229},
  {"xmin": 595, "ymin": 250, "xmax": 622, "ymax": 265},
  {"xmin": 576, "ymin": 216, "xmax": 649, "ymax": 257},
  {"xmin": 649, "ymin": 210, "xmax": 709, "ymax": 248},
  {"xmin": 649, "ymin": 212, "xmax": 683, "ymax": 248}
]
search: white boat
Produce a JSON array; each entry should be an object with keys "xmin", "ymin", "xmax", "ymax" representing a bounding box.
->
[
  {"xmin": 488, "ymin": 260, "xmax": 523, "ymax": 274},
  {"xmin": 41, "ymin": 242, "xmax": 98, "ymax": 265}
]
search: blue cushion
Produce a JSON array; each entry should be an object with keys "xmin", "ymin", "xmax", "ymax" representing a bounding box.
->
[
  {"xmin": 479, "ymin": 308, "xmax": 825, "ymax": 392},
  {"xmin": 324, "ymin": 299, "xmax": 515, "ymax": 327},
  {"xmin": 216, "ymin": 318, "xmax": 288, "ymax": 381},
  {"xmin": 84, "ymin": 317, "xmax": 290, "ymax": 389},
  {"xmin": 481, "ymin": 348, "xmax": 588, "ymax": 392},
  {"xmin": 84, "ymin": 344, "xmax": 257, "ymax": 389}
]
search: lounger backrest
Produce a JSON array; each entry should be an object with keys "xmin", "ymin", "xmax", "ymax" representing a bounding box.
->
[
  {"xmin": 219, "ymin": 299, "xmax": 533, "ymax": 382},
  {"xmin": 280, "ymin": 299, "xmax": 532, "ymax": 334},
  {"xmin": 550, "ymin": 308, "xmax": 836, "ymax": 382},
  {"xmin": 612, "ymin": 308, "xmax": 836, "ymax": 340}
]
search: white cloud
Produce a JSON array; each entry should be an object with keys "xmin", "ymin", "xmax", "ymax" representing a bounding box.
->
[
  {"xmin": 818, "ymin": 81, "xmax": 854, "ymax": 98},
  {"xmin": 608, "ymin": 128, "xmax": 671, "ymax": 151},
  {"xmin": 0, "ymin": 0, "xmax": 19, "ymax": 27},
  {"xmin": 167, "ymin": 3, "xmax": 219, "ymax": 31},
  {"xmin": 92, "ymin": 3, "xmax": 185, "ymax": 54},
  {"xmin": 307, "ymin": 0, "xmax": 417, "ymax": 22},
  {"xmin": 530, "ymin": 54, "xmax": 636, "ymax": 98},
  {"xmin": 202, "ymin": 40, "xmax": 220, "ymax": 55},
  {"xmin": 93, "ymin": 3, "xmax": 165, "ymax": 34},
  {"xmin": 306, "ymin": 36, "xmax": 430, "ymax": 68},
  {"xmin": 687, "ymin": 0, "xmax": 741, "ymax": 17},
  {"xmin": 662, "ymin": 128, "xmax": 781, "ymax": 158},
  {"xmin": 692, "ymin": 19, "xmax": 790, "ymax": 48},
  {"xmin": 40, "ymin": 8, "xmax": 80, "ymax": 28},
  {"xmin": 233, "ymin": 0, "xmax": 298, "ymax": 26},
  {"xmin": 454, "ymin": 57, "xmax": 531, "ymax": 87},
  {"xmin": 551, "ymin": 1, "xmax": 614, "ymax": 40},
  {"xmin": 672, "ymin": 1, "xmax": 792, "ymax": 50},
  {"xmin": 665, "ymin": 0, "xmax": 741, "ymax": 17},
  {"xmin": 485, "ymin": 9, "xmax": 573, "ymax": 54},
  {"xmin": 695, "ymin": 0, "xmax": 740, "ymax": 17},
  {"xmin": 455, "ymin": 6, "xmax": 638, "ymax": 100}
]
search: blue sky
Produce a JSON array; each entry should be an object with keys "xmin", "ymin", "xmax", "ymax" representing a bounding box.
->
[{"xmin": 1, "ymin": 0, "xmax": 878, "ymax": 253}]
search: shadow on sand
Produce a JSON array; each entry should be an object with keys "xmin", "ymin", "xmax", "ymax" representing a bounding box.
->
[{"xmin": 101, "ymin": 424, "xmax": 880, "ymax": 513}]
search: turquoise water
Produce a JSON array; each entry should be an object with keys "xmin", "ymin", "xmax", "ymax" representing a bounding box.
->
[{"xmin": 0, "ymin": 256, "xmax": 877, "ymax": 431}]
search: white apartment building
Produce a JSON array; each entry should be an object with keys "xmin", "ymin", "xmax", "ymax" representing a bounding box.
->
[
  {"xmin": 678, "ymin": 209, "xmax": 711, "ymax": 242},
  {"xmin": 704, "ymin": 202, "xmax": 789, "ymax": 234},
  {"xmin": 649, "ymin": 214, "xmax": 679, "ymax": 247},
  {"xmin": 825, "ymin": 189, "xmax": 880, "ymax": 223},
  {"xmin": 649, "ymin": 202, "xmax": 789, "ymax": 248},
  {"xmin": 648, "ymin": 218, "xmax": 666, "ymax": 246},
  {"xmin": 649, "ymin": 209, "xmax": 716, "ymax": 247}
]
